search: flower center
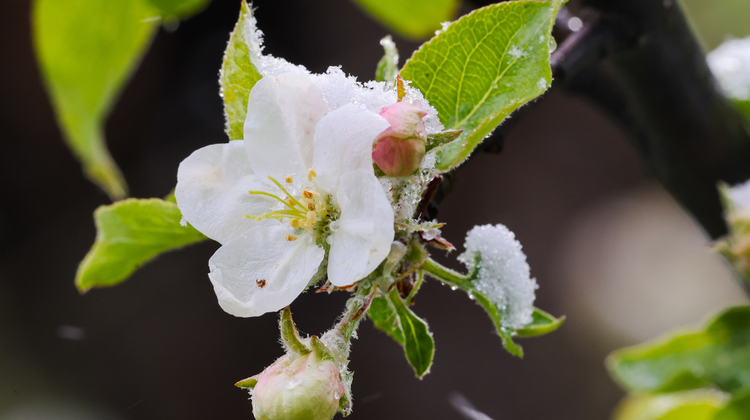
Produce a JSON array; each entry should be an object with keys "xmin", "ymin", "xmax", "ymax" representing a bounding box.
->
[{"xmin": 245, "ymin": 170, "xmax": 333, "ymax": 238}]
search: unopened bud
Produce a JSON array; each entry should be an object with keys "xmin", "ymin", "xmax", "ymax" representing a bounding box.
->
[
  {"xmin": 252, "ymin": 352, "xmax": 345, "ymax": 420},
  {"xmin": 373, "ymin": 102, "xmax": 428, "ymax": 177}
]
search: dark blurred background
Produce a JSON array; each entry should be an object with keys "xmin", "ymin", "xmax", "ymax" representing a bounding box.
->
[{"xmin": 1, "ymin": 0, "xmax": 749, "ymax": 419}]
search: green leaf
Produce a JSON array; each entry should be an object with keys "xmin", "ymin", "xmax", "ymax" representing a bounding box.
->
[
  {"xmin": 516, "ymin": 308, "xmax": 565, "ymax": 338},
  {"xmin": 735, "ymin": 99, "xmax": 750, "ymax": 122},
  {"xmin": 350, "ymin": 0, "xmax": 460, "ymax": 39},
  {"xmin": 608, "ymin": 306, "xmax": 750, "ymax": 395},
  {"xmin": 76, "ymin": 198, "xmax": 207, "ymax": 292},
  {"xmin": 375, "ymin": 35, "xmax": 399, "ymax": 83},
  {"xmin": 146, "ymin": 0, "xmax": 211, "ymax": 19},
  {"xmin": 377, "ymin": 289, "xmax": 434, "ymax": 378},
  {"xmin": 472, "ymin": 292, "xmax": 525, "ymax": 357},
  {"xmin": 613, "ymin": 391, "xmax": 727, "ymax": 420},
  {"xmin": 33, "ymin": 0, "xmax": 160, "ymax": 200},
  {"xmin": 715, "ymin": 392, "xmax": 750, "ymax": 420},
  {"xmin": 369, "ymin": 295, "xmax": 406, "ymax": 344},
  {"xmin": 220, "ymin": 0, "xmax": 264, "ymax": 140},
  {"xmin": 401, "ymin": 0, "xmax": 565, "ymax": 172}
]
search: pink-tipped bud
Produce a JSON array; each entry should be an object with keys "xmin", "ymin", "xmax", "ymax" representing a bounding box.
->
[
  {"xmin": 252, "ymin": 353, "xmax": 345, "ymax": 420},
  {"xmin": 373, "ymin": 102, "xmax": 428, "ymax": 177}
]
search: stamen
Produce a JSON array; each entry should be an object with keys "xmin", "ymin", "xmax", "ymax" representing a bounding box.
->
[
  {"xmin": 267, "ymin": 176, "xmax": 306, "ymax": 211},
  {"xmin": 285, "ymin": 176, "xmax": 293, "ymax": 184},
  {"xmin": 290, "ymin": 219, "xmax": 300, "ymax": 229},
  {"xmin": 307, "ymin": 168, "xmax": 317, "ymax": 182},
  {"xmin": 302, "ymin": 189, "xmax": 319, "ymax": 199},
  {"xmin": 248, "ymin": 190, "xmax": 297, "ymax": 210},
  {"xmin": 286, "ymin": 235, "xmax": 298, "ymax": 241},
  {"xmin": 307, "ymin": 202, "xmax": 316, "ymax": 211}
]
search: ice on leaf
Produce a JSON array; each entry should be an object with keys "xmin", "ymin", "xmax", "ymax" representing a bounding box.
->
[{"xmin": 458, "ymin": 224, "xmax": 537, "ymax": 330}]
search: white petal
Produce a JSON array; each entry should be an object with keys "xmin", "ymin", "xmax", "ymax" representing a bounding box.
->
[
  {"xmin": 244, "ymin": 73, "xmax": 328, "ymax": 182},
  {"xmin": 327, "ymin": 169, "xmax": 395, "ymax": 287},
  {"xmin": 208, "ymin": 222, "xmax": 325, "ymax": 317},
  {"xmin": 176, "ymin": 141, "xmax": 274, "ymax": 244},
  {"xmin": 311, "ymin": 104, "xmax": 390, "ymax": 194}
]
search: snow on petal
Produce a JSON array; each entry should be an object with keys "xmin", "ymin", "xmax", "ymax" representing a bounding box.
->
[
  {"xmin": 327, "ymin": 169, "xmax": 394, "ymax": 287},
  {"xmin": 176, "ymin": 141, "xmax": 273, "ymax": 244},
  {"xmin": 311, "ymin": 104, "xmax": 390, "ymax": 194},
  {"xmin": 208, "ymin": 222, "xmax": 325, "ymax": 317},
  {"xmin": 458, "ymin": 224, "xmax": 537, "ymax": 330},
  {"xmin": 244, "ymin": 73, "xmax": 328, "ymax": 182}
]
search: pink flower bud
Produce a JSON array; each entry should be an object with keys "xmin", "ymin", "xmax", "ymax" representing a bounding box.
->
[
  {"xmin": 252, "ymin": 353, "xmax": 345, "ymax": 420},
  {"xmin": 373, "ymin": 102, "xmax": 428, "ymax": 177}
]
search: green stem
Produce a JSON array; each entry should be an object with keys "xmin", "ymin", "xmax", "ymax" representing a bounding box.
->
[
  {"xmin": 406, "ymin": 269, "xmax": 424, "ymax": 304},
  {"xmin": 335, "ymin": 283, "xmax": 377, "ymax": 341},
  {"xmin": 420, "ymin": 257, "xmax": 473, "ymax": 289}
]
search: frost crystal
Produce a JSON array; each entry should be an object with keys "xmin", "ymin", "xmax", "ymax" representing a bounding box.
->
[
  {"xmin": 508, "ymin": 46, "xmax": 527, "ymax": 59},
  {"xmin": 458, "ymin": 224, "xmax": 537, "ymax": 329},
  {"xmin": 707, "ymin": 36, "xmax": 750, "ymax": 101},
  {"xmin": 727, "ymin": 178, "xmax": 750, "ymax": 210}
]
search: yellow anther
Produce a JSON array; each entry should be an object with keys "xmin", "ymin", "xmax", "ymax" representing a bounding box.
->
[
  {"xmin": 285, "ymin": 235, "xmax": 298, "ymax": 241},
  {"xmin": 290, "ymin": 219, "xmax": 300, "ymax": 229},
  {"xmin": 307, "ymin": 168, "xmax": 317, "ymax": 182},
  {"xmin": 307, "ymin": 202, "xmax": 316, "ymax": 211},
  {"xmin": 303, "ymin": 190, "xmax": 319, "ymax": 199},
  {"xmin": 285, "ymin": 176, "xmax": 293, "ymax": 184}
]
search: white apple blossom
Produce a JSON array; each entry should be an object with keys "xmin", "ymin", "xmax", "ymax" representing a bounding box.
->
[{"xmin": 176, "ymin": 72, "xmax": 396, "ymax": 317}]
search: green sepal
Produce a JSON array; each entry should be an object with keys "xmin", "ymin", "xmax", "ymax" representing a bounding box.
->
[
  {"xmin": 425, "ymin": 130, "xmax": 463, "ymax": 151},
  {"xmin": 400, "ymin": 0, "xmax": 566, "ymax": 172},
  {"xmin": 234, "ymin": 374, "xmax": 259, "ymax": 389},
  {"xmin": 516, "ymin": 308, "xmax": 565, "ymax": 338},
  {"xmin": 220, "ymin": 0, "xmax": 264, "ymax": 140},
  {"xmin": 280, "ymin": 307, "xmax": 311, "ymax": 357},
  {"xmin": 309, "ymin": 336, "xmax": 335, "ymax": 362},
  {"xmin": 375, "ymin": 35, "xmax": 399, "ymax": 83},
  {"xmin": 607, "ymin": 305, "xmax": 750, "ymax": 395},
  {"xmin": 76, "ymin": 198, "xmax": 207, "ymax": 292}
]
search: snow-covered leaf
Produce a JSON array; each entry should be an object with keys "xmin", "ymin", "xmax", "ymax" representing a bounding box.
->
[
  {"xmin": 351, "ymin": 0, "xmax": 460, "ymax": 39},
  {"xmin": 33, "ymin": 0, "xmax": 158, "ymax": 199},
  {"xmin": 400, "ymin": 0, "xmax": 564, "ymax": 171},
  {"xmin": 375, "ymin": 35, "xmax": 399, "ymax": 83},
  {"xmin": 220, "ymin": 0, "xmax": 264, "ymax": 140},
  {"xmin": 76, "ymin": 198, "xmax": 206, "ymax": 292}
]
